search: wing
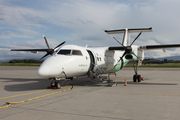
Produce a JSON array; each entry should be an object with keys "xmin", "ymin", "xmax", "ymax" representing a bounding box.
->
[
  {"xmin": 138, "ymin": 44, "xmax": 180, "ymax": 50},
  {"xmin": 10, "ymin": 49, "xmax": 51, "ymax": 52}
]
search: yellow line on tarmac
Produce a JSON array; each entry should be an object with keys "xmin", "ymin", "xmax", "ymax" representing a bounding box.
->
[
  {"xmin": 0, "ymin": 86, "xmax": 70, "ymax": 100},
  {"xmin": 0, "ymin": 86, "xmax": 73, "ymax": 109},
  {"xmin": 0, "ymin": 89, "xmax": 52, "ymax": 100},
  {"xmin": 140, "ymin": 69, "xmax": 158, "ymax": 75},
  {"xmin": 125, "ymin": 92, "xmax": 180, "ymax": 96}
]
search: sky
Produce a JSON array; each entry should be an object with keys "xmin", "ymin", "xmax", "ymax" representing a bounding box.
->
[{"xmin": 1, "ymin": 0, "xmax": 180, "ymax": 61}]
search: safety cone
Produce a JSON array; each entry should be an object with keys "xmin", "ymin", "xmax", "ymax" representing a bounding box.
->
[{"xmin": 124, "ymin": 79, "xmax": 127, "ymax": 86}]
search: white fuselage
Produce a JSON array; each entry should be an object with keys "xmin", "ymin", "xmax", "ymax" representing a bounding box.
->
[{"xmin": 37, "ymin": 45, "xmax": 144, "ymax": 79}]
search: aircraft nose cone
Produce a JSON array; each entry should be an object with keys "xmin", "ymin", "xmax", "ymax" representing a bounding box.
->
[{"xmin": 37, "ymin": 64, "xmax": 50, "ymax": 77}]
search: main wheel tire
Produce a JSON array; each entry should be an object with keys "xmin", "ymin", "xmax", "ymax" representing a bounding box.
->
[
  {"xmin": 133, "ymin": 75, "xmax": 137, "ymax": 82},
  {"xmin": 55, "ymin": 81, "xmax": 61, "ymax": 89},
  {"xmin": 51, "ymin": 79, "xmax": 56, "ymax": 87},
  {"xmin": 137, "ymin": 75, "xmax": 141, "ymax": 82}
]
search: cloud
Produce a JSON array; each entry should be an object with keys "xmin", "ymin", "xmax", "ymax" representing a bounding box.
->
[{"xmin": 1, "ymin": 0, "xmax": 180, "ymax": 61}]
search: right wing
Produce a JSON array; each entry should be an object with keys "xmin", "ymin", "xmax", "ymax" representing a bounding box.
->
[{"xmin": 138, "ymin": 44, "xmax": 180, "ymax": 50}]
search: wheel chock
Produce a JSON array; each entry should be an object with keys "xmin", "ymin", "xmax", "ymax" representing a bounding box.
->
[
  {"xmin": 47, "ymin": 86, "xmax": 57, "ymax": 89},
  {"xmin": 141, "ymin": 77, "xmax": 144, "ymax": 81}
]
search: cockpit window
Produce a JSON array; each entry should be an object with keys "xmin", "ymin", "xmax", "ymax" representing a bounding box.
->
[
  {"xmin": 72, "ymin": 50, "xmax": 82, "ymax": 55},
  {"xmin": 57, "ymin": 50, "xmax": 71, "ymax": 55},
  {"xmin": 57, "ymin": 49, "xmax": 83, "ymax": 56}
]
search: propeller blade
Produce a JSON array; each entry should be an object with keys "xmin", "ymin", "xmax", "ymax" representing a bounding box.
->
[
  {"xmin": 40, "ymin": 53, "xmax": 49, "ymax": 60},
  {"xmin": 43, "ymin": 35, "xmax": 50, "ymax": 49},
  {"xmin": 111, "ymin": 35, "xmax": 125, "ymax": 47},
  {"xmin": 130, "ymin": 32, "xmax": 142, "ymax": 46},
  {"xmin": 54, "ymin": 41, "xmax": 66, "ymax": 50},
  {"xmin": 121, "ymin": 52, "xmax": 127, "ymax": 59}
]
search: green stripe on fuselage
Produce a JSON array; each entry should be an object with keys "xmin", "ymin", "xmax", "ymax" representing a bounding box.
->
[
  {"xmin": 107, "ymin": 53, "xmax": 138, "ymax": 73},
  {"xmin": 107, "ymin": 59, "xmax": 129, "ymax": 73}
]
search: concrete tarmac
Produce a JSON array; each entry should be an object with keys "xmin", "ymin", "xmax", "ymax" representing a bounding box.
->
[{"xmin": 0, "ymin": 66, "xmax": 180, "ymax": 120}]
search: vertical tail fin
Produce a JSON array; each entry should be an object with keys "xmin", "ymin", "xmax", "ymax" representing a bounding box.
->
[{"xmin": 122, "ymin": 28, "xmax": 130, "ymax": 46}]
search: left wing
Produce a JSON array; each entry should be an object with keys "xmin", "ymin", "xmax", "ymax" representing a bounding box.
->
[
  {"xmin": 10, "ymin": 35, "xmax": 66, "ymax": 60},
  {"xmin": 10, "ymin": 49, "xmax": 50, "ymax": 52}
]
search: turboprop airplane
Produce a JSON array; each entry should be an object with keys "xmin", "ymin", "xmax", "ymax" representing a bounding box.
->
[{"xmin": 11, "ymin": 27, "xmax": 180, "ymax": 89}]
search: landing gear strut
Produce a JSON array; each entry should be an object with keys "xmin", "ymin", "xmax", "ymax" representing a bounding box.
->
[{"xmin": 133, "ymin": 61, "xmax": 141, "ymax": 82}]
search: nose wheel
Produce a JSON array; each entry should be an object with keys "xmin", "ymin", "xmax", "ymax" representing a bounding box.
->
[{"xmin": 50, "ymin": 79, "xmax": 62, "ymax": 89}]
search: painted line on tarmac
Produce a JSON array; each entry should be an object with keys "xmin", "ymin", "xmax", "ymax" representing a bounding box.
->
[
  {"xmin": 0, "ymin": 86, "xmax": 70, "ymax": 100},
  {"xmin": 0, "ymin": 89, "xmax": 52, "ymax": 100},
  {"xmin": 125, "ymin": 92, "xmax": 180, "ymax": 96},
  {"xmin": 119, "ymin": 69, "xmax": 158, "ymax": 79},
  {"xmin": 0, "ymin": 86, "xmax": 73, "ymax": 109},
  {"xmin": 140, "ymin": 69, "xmax": 158, "ymax": 75}
]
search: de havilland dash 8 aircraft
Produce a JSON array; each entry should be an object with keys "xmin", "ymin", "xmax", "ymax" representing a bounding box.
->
[{"xmin": 11, "ymin": 27, "xmax": 180, "ymax": 89}]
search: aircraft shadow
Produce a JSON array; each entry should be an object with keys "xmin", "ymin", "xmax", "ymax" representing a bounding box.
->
[
  {"xmin": 1, "ymin": 76, "xmax": 177, "ymax": 92},
  {"xmin": 1, "ymin": 76, "xmax": 95, "ymax": 91},
  {"xmin": 1, "ymin": 77, "xmax": 51, "ymax": 91}
]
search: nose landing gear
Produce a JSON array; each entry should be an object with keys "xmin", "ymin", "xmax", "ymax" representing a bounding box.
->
[
  {"xmin": 50, "ymin": 78, "xmax": 62, "ymax": 89},
  {"xmin": 49, "ymin": 78, "xmax": 73, "ymax": 89}
]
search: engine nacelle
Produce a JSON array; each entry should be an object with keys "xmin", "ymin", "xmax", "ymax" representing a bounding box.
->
[{"xmin": 137, "ymin": 50, "xmax": 144, "ymax": 61}]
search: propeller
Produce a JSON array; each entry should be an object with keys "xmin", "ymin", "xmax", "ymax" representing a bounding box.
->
[
  {"xmin": 111, "ymin": 32, "xmax": 145, "ymax": 65},
  {"xmin": 40, "ymin": 35, "xmax": 66, "ymax": 60}
]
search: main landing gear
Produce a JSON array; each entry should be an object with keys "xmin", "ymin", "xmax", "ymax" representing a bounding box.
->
[{"xmin": 133, "ymin": 61, "xmax": 142, "ymax": 82}]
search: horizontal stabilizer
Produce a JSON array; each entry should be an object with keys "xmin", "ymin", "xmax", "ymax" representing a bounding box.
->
[
  {"xmin": 105, "ymin": 27, "xmax": 152, "ymax": 34},
  {"xmin": 139, "ymin": 44, "xmax": 180, "ymax": 50}
]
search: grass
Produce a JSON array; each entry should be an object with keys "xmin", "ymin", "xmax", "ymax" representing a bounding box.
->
[
  {"xmin": 0, "ymin": 63, "xmax": 41, "ymax": 66},
  {"xmin": 125, "ymin": 63, "xmax": 180, "ymax": 67}
]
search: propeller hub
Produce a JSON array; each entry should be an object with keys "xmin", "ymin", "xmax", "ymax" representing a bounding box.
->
[
  {"xmin": 125, "ymin": 46, "xmax": 132, "ymax": 53},
  {"xmin": 40, "ymin": 36, "xmax": 66, "ymax": 60}
]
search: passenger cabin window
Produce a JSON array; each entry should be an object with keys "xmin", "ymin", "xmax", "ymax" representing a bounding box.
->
[
  {"xmin": 57, "ymin": 49, "xmax": 83, "ymax": 56},
  {"xmin": 72, "ymin": 50, "xmax": 82, "ymax": 55},
  {"xmin": 58, "ymin": 50, "xmax": 71, "ymax": 55}
]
